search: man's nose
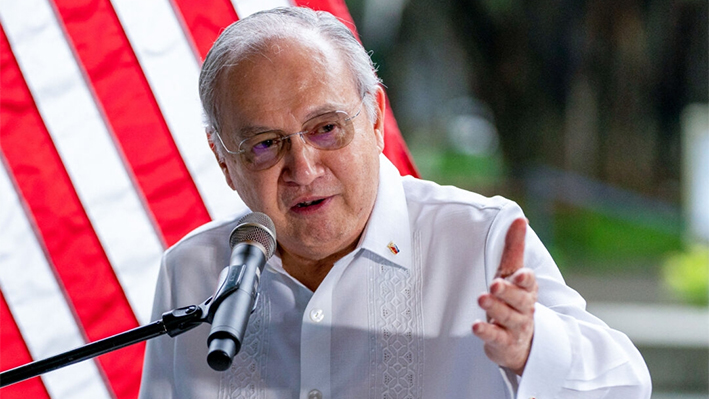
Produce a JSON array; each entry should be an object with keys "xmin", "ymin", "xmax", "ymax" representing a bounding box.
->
[{"xmin": 281, "ymin": 134, "xmax": 323, "ymax": 185}]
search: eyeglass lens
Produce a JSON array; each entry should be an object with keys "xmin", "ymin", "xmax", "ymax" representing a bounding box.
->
[{"xmin": 237, "ymin": 109, "xmax": 357, "ymax": 170}]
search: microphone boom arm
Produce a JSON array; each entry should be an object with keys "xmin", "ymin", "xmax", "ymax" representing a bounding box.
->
[{"xmin": 0, "ymin": 289, "xmax": 222, "ymax": 388}]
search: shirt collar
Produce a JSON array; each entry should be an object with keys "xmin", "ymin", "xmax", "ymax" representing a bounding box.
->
[
  {"xmin": 267, "ymin": 154, "xmax": 413, "ymax": 276},
  {"xmin": 357, "ymin": 154, "xmax": 412, "ymax": 270}
]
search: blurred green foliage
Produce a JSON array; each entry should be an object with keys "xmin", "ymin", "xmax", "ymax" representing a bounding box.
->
[
  {"xmin": 662, "ymin": 245, "xmax": 709, "ymax": 306},
  {"xmin": 410, "ymin": 147, "xmax": 506, "ymax": 191},
  {"xmin": 550, "ymin": 207, "xmax": 683, "ymax": 273}
]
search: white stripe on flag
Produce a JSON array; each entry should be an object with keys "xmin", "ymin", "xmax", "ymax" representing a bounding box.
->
[
  {"xmin": 0, "ymin": 0, "xmax": 163, "ymax": 325},
  {"xmin": 0, "ymin": 161, "xmax": 112, "ymax": 399},
  {"xmin": 110, "ymin": 0, "xmax": 247, "ymax": 221},
  {"xmin": 231, "ymin": 0, "xmax": 293, "ymax": 18}
]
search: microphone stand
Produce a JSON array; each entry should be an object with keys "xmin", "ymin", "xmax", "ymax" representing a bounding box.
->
[
  {"xmin": 0, "ymin": 261, "xmax": 249, "ymax": 388},
  {"xmin": 0, "ymin": 300, "xmax": 209, "ymax": 388}
]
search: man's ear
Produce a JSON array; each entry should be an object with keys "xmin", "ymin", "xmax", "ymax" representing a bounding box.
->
[
  {"xmin": 373, "ymin": 85, "xmax": 386, "ymax": 152},
  {"xmin": 207, "ymin": 128, "xmax": 236, "ymax": 191}
]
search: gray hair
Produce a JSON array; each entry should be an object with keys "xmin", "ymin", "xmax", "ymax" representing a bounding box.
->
[{"xmin": 199, "ymin": 7, "xmax": 382, "ymax": 150}]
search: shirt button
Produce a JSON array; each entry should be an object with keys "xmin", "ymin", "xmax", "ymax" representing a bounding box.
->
[
  {"xmin": 309, "ymin": 309, "xmax": 324, "ymax": 323},
  {"xmin": 308, "ymin": 389, "xmax": 322, "ymax": 399}
]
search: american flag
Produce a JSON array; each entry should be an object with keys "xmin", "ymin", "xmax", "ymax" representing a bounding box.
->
[{"xmin": 0, "ymin": 1, "xmax": 417, "ymax": 398}]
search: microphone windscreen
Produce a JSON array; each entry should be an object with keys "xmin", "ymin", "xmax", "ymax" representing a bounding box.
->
[{"xmin": 229, "ymin": 212, "xmax": 277, "ymax": 258}]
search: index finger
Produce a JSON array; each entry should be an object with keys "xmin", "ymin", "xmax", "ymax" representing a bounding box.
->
[{"xmin": 495, "ymin": 218, "xmax": 527, "ymax": 279}]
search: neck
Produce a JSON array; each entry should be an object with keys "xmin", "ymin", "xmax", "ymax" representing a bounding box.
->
[{"xmin": 279, "ymin": 240, "xmax": 358, "ymax": 291}]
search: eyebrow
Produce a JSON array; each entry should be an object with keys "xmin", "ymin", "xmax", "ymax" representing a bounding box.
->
[
  {"xmin": 234, "ymin": 104, "xmax": 346, "ymax": 140},
  {"xmin": 236, "ymin": 125, "xmax": 279, "ymax": 140}
]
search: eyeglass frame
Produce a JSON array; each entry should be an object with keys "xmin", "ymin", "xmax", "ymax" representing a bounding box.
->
[{"xmin": 213, "ymin": 102, "xmax": 364, "ymax": 171}]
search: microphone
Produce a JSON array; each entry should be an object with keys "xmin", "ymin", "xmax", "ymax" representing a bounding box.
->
[{"xmin": 206, "ymin": 212, "xmax": 276, "ymax": 371}]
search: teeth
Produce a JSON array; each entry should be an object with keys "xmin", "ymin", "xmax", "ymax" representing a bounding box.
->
[{"xmin": 297, "ymin": 199, "xmax": 323, "ymax": 208}]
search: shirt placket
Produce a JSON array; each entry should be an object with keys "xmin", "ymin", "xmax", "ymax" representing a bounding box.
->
[{"xmin": 300, "ymin": 283, "xmax": 333, "ymax": 399}]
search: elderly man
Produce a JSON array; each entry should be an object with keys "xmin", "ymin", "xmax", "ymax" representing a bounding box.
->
[{"xmin": 139, "ymin": 7, "xmax": 651, "ymax": 399}]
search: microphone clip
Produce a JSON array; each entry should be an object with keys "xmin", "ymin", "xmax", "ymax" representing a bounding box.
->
[
  {"xmin": 206, "ymin": 264, "xmax": 251, "ymax": 324},
  {"xmin": 159, "ymin": 263, "xmax": 252, "ymax": 338}
]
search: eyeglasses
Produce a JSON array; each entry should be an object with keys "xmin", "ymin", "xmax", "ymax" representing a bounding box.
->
[{"xmin": 215, "ymin": 105, "xmax": 362, "ymax": 171}]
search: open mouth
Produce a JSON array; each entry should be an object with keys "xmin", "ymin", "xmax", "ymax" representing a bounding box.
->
[
  {"xmin": 296, "ymin": 198, "xmax": 326, "ymax": 208},
  {"xmin": 290, "ymin": 196, "xmax": 332, "ymax": 214}
]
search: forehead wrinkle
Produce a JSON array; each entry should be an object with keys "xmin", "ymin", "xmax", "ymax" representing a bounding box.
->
[{"xmin": 217, "ymin": 33, "xmax": 358, "ymax": 141}]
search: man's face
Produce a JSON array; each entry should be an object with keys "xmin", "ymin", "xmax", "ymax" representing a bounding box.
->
[{"xmin": 212, "ymin": 34, "xmax": 385, "ymax": 264}]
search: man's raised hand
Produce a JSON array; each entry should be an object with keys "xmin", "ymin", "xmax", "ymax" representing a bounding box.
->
[{"xmin": 472, "ymin": 218, "xmax": 538, "ymax": 375}]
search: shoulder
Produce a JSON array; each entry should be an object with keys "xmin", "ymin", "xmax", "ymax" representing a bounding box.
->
[
  {"xmin": 401, "ymin": 175, "xmax": 522, "ymax": 228},
  {"xmin": 162, "ymin": 212, "xmax": 248, "ymax": 277},
  {"xmin": 400, "ymin": 177, "xmax": 530, "ymax": 269},
  {"xmin": 150, "ymin": 212, "xmax": 250, "ymax": 311},
  {"xmin": 166, "ymin": 217, "xmax": 238, "ymax": 255},
  {"xmin": 400, "ymin": 176, "xmax": 557, "ymax": 284}
]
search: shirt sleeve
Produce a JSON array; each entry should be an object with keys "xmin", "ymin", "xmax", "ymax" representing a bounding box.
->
[
  {"xmin": 485, "ymin": 201, "xmax": 652, "ymax": 398},
  {"xmin": 138, "ymin": 254, "xmax": 176, "ymax": 399}
]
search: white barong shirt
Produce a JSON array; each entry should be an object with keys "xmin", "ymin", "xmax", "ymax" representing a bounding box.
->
[{"xmin": 139, "ymin": 155, "xmax": 651, "ymax": 399}]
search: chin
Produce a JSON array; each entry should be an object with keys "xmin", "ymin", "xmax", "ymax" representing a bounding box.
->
[{"xmin": 291, "ymin": 228, "xmax": 355, "ymax": 256}]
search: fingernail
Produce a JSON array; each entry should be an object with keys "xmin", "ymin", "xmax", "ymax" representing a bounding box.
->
[
  {"xmin": 479, "ymin": 296, "xmax": 491, "ymax": 308},
  {"xmin": 491, "ymin": 280, "xmax": 504, "ymax": 295},
  {"xmin": 472, "ymin": 320, "xmax": 483, "ymax": 333}
]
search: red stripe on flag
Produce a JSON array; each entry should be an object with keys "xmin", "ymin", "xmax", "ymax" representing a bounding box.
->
[
  {"xmin": 294, "ymin": 0, "xmax": 419, "ymax": 177},
  {"xmin": 171, "ymin": 0, "xmax": 239, "ymax": 61},
  {"xmin": 52, "ymin": 0, "xmax": 212, "ymax": 247},
  {"xmin": 0, "ymin": 290, "xmax": 51, "ymax": 399},
  {"xmin": 295, "ymin": 0, "xmax": 358, "ymax": 31},
  {"xmin": 381, "ymin": 102, "xmax": 419, "ymax": 177},
  {"xmin": 0, "ymin": 26, "xmax": 141, "ymax": 399}
]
